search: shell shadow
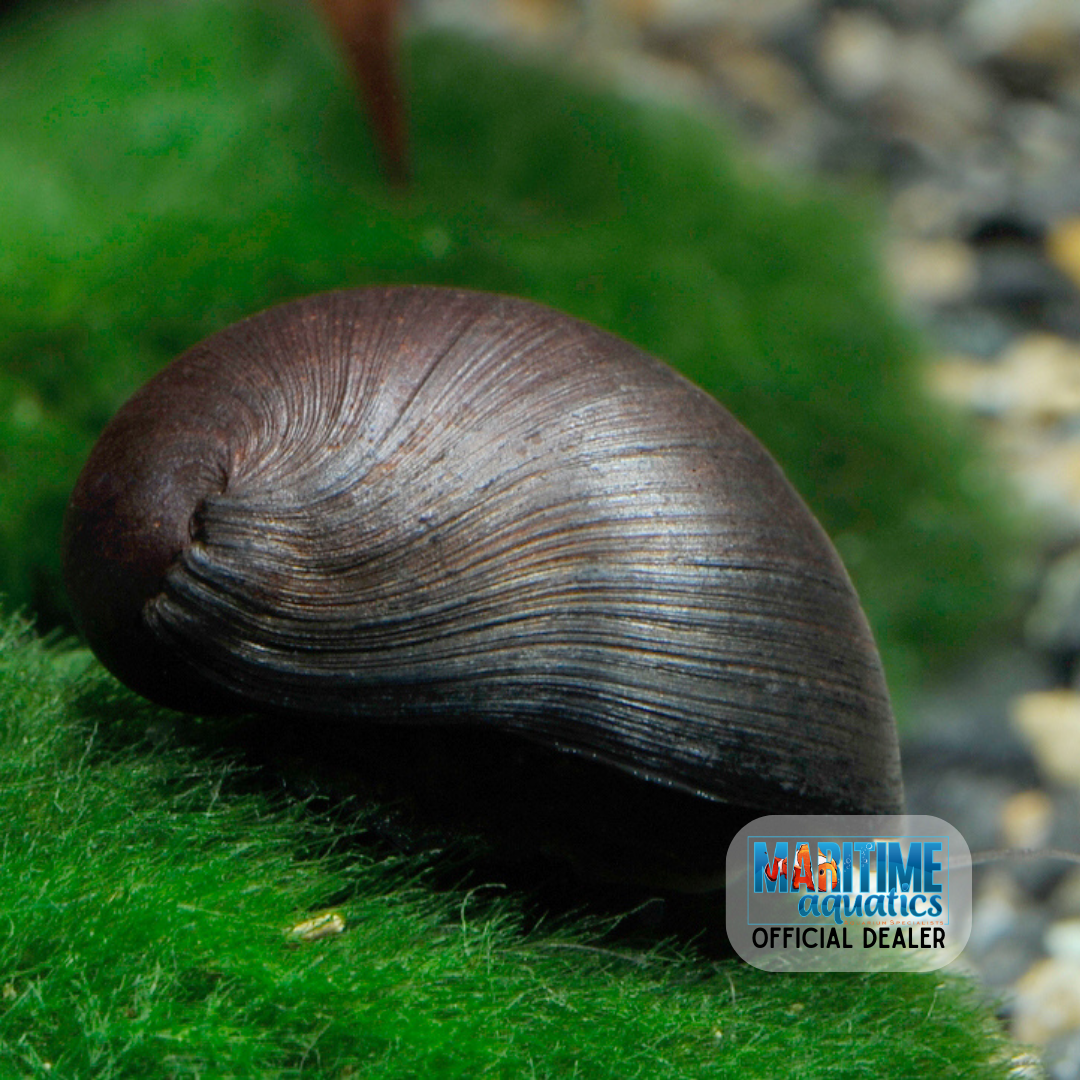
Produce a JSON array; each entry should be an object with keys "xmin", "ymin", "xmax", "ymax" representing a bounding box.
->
[
  {"xmin": 67, "ymin": 671, "xmax": 743, "ymax": 955},
  {"xmin": 205, "ymin": 709, "xmax": 742, "ymax": 956}
]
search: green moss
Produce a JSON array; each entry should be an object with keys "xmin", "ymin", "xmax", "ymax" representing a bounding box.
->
[
  {"xmin": 0, "ymin": 0, "xmax": 1020, "ymax": 709},
  {"xmin": 0, "ymin": 615, "xmax": 1017, "ymax": 1076}
]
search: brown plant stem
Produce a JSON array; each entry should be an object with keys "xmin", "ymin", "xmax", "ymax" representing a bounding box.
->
[{"xmin": 315, "ymin": 0, "xmax": 410, "ymax": 188}]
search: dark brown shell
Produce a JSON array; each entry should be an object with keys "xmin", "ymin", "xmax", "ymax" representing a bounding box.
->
[{"xmin": 63, "ymin": 287, "xmax": 902, "ymax": 883}]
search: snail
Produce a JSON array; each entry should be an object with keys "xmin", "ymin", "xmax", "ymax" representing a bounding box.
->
[{"xmin": 62, "ymin": 286, "xmax": 902, "ymax": 891}]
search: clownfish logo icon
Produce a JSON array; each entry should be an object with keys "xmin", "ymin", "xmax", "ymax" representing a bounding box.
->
[
  {"xmin": 817, "ymin": 851, "xmax": 839, "ymax": 892},
  {"xmin": 754, "ymin": 840, "xmax": 842, "ymax": 893},
  {"xmin": 790, "ymin": 843, "xmax": 816, "ymax": 891},
  {"xmin": 792, "ymin": 843, "xmax": 840, "ymax": 891},
  {"xmin": 764, "ymin": 855, "xmax": 788, "ymax": 883}
]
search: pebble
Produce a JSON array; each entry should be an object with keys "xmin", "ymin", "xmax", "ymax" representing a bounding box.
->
[
  {"xmin": 887, "ymin": 237, "xmax": 979, "ymax": 306},
  {"xmin": 1026, "ymin": 546, "xmax": 1080, "ymax": 655},
  {"xmin": 891, "ymin": 32, "xmax": 998, "ymax": 144},
  {"xmin": 968, "ymin": 871, "xmax": 1051, "ymax": 989},
  {"xmin": 1003, "ymin": 438, "xmax": 1080, "ymax": 532},
  {"xmin": 910, "ymin": 646, "xmax": 1056, "ymax": 754},
  {"xmin": 1046, "ymin": 919, "xmax": 1080, "ymax": 961},
  {"xmin": 1046, "ymin": 1033, "xmax": 1080, "ymax": 1080},
  {"xmin": 819, "ymin": 17, "xmax": 997, "ymax": 148},
  {"xmin": 1049, "ymin": 217, "xmax": 1080, "ymax": 293},
  {"xmin": 974, "ymin": 242, "xmax": 1071, "ymax": 320},
  {"xmin": 929, "ymin": 335, "xmax": 1080, "ymax": 422},
  {"xmin": 1011, "ymin": 691, "xmax": 1080, "ymax": 789},
  {"xmin": 970, "ymin": 871, "xmax": 1030, "ymax": 954},
  {"xmin": 705, "ymin": 32, "xmax": 812, "ymax": 124},
  {"xmin": 1001, "ymin": 790, "xmax": 1056, "ymax": 851},
  {"xmin": 929, "ymin": 304, "xmax": 1023, "ymax": 358},
  {"xmin": 1013, "ymin": 956, "xmax": 1080, "ymax": 1046},
  {"xmin": 817, "ymin": 10, "xmax": 896, "ymax": 102},
  {"xmin": 908, "ymin": 769, "xmax": 1021, "ymax": 853},
  {"xmin": 890, "ymin": 178, "xmax": 974, "ymax": 238},
  {"xmin": 957, "ymin": 0, "xmax": 1080, "ymax": 62},
  {"xmin": 614, "ymin": 0, "xmax": 816, "ymax": 36},
  {"xmin": 1051, "ymin": 870, "xmax": 1080, "ymax": 918},
  {"xmin": 924, "ymin": 333, "xmax": 1080, "ymax": 529}
]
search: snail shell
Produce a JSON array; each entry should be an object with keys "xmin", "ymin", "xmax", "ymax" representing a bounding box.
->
[{"xmin": 63, "ymin": 287, "xmax": 902, "ymax": 886}]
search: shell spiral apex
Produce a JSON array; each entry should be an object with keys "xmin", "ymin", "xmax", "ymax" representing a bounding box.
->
[{"xmin": 63, "ymin": 286, "xmax": 902, "ymax": 885}]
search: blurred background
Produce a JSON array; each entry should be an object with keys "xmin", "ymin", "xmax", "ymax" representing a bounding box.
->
[{"xmin": 2, "ymin": 0, "xmax": 1080, "ymax": 1070}]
